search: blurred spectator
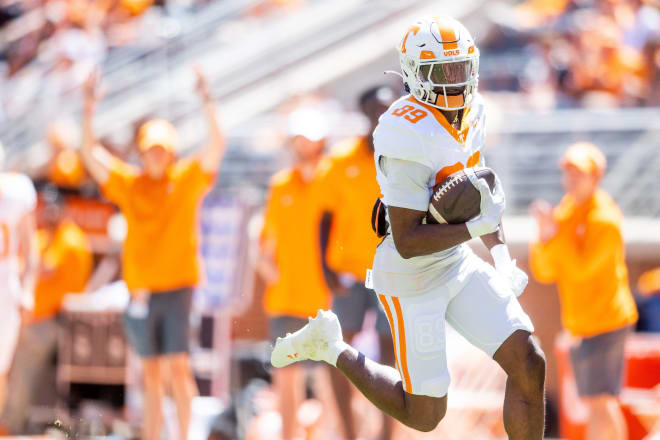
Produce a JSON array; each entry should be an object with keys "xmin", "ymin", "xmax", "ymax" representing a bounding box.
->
[
  {"xmin": 316, "ymin": 85, "xmax": 396, "ymax": 440},
  {"xmin": 1, "ymin": 188, "xmax": 92, "ymax": 434},
  {"xmin": 636, "ymin": 267, "xmax": 660, "ymax": 332},
  {"xmin": 79, "ymin": 67, "xmax": 225, "ymax": 440},
  {"xmin": 528, "ymin": 142, "xmax": 638, "ymax": 440},
  {"xmin": 248, "ymin": 0, "xmax": 305, "ymax": 17},
  {"xmin": 207, "ymin": 356, "xmax": 272, "ymax": 440},
  {"xmin": 0, "ymin": 147, "xmax": 38, "ymax": 434},
  {"xmin": 489, "ymin": 0, "xmax": 659, "ymax": 108},
  {"xmin": 256, "ymin": 107, "xmax": 330, "ymax": 440},
  {"xmin": 18, "ymin": 119, "xmax": 88, "ymax": 192},
  {"xmin": 42, "ymin": 120, "xmax": 87, "ymax": 190}
]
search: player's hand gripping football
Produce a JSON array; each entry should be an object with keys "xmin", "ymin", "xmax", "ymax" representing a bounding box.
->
[{"xmin": 465, "ymin": 173, "xmax": 505, "ymax": 238}]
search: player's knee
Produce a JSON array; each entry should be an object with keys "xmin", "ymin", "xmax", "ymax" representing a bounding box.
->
[
  {"xmin": 519, "ymin": 338, "xmax": 546, "ymax": 394},
  {"xmin": 413, "ymin": 406, "xmax": 446, "ymax": 432},
  {"xmin": 404, "ymin": 397, "xmax": 447, "ymax": 432}
]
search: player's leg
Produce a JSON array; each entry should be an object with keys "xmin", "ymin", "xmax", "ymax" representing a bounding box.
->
[
  {"xmin": 328, "ymin": 282, "xmax": 369, "ymax": 439},
  {"xmin": 373, "ymin": 292, "xmax": 397, "ymax": 440},
  {"xmin": 445, "ymin": 259, "xmax": 545, "ymax": 440},
  {"xmin": 335, "ymin": 346, "xmax": 447, "ymax": 432},
  {"xmin": 493, "ymin": 330, "xmax": 546, "ymax": 439},
  {"xmin": 272, "ymin": 287, "xmax": 454, "ymax": 432}
]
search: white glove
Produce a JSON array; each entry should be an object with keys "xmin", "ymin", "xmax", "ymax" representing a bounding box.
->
[
  {"xmin": 491, "ymin": 244, "xmax": 528, "ymax": 297},
  {"xmin": 465, "ymin": 172, "xmax": 506, "ymax": 238}
]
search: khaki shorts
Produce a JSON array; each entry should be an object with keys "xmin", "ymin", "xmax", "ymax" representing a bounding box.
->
[
  {"xmin": 123, "ymin": 287, "xmax": 193, "ymax": 358},
  {"xmin": 570, "ymin": 325, "xmax": 631, "ymax": 397}
]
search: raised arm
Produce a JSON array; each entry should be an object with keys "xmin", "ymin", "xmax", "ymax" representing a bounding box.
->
[
  {"xmin": 80, "ymin": 70, "xmax": 117, "ymax": 186},
  {"xmin": 193, "ymin": 66, "xmax": 226, "ymax": 175}
]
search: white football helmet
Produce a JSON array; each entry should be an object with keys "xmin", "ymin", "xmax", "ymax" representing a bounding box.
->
[{"xmin": 397, "ymin": 16, "xmax": 479, "ymax": 110}]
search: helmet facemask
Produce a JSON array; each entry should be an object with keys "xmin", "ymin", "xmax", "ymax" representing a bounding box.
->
[{"xmin": 415, "ymin": 56, "xmax": 479, "ymax": 110}]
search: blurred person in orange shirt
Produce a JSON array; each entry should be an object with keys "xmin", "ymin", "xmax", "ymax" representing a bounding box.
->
[
  {"xmin": 46, "ymin": 121, "xmax": 87, "ymax": 190},
  {"xmin": 316, "ymin": 86, "xmax": 396, "ymax": 440},
  {"xmin": 529, "ymin": 142, "xmax": 638, "ymax": 440},
  {"xmin": 0, "ymin": 144, "xmax": 38, "ymax": 434},
  {"xmin": 1, "ymin": 188, "xmax": 92, "ymax": 434},
  {"xmin": 80, "ymin": 67, "xmax": 225, "ymax": 440},
  {"xmin": 256, "ymin": 107, "xmax": 331, "ymax": 440}
]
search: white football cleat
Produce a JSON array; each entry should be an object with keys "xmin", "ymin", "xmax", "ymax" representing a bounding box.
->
[{"xmin": 271, "ymin": 309, "xmax": 347, "ymax": 368}]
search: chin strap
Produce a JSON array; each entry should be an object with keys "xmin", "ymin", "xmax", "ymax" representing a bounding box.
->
[{"xmin": 383, "ymin": 70, "xmax": 404, "ymax": 79}]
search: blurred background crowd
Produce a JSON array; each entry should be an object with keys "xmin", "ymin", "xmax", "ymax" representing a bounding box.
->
[{"xmin": 0, "ymin": 0, "xmax": 659, "ymax": 439}]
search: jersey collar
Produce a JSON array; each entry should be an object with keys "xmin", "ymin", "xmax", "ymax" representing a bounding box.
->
[{"xmin": 407, "ymin": 96, "xmax": 472, "ymax": 145}]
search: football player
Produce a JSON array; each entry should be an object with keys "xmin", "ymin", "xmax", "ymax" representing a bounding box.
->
[
  {"xmin": 271, "ymin": 16, "xmax": 545, "ymax": 438},
  {"xmin": 0, "ymin": 144, "xmax": 38, "ymax": 420}
]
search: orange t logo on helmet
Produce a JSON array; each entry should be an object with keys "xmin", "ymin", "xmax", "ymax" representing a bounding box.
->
[{"xmin": 395, "ymin": 15, "xmax": 480, "ymax": 111}]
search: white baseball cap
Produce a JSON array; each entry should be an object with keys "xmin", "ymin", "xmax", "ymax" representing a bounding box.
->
[{"xmin": 287, "ymin": 108, "xmax": 329, "ymax": 142}]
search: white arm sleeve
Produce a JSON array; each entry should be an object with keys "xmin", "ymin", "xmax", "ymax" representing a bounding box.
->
[{"xmin": 379, "ymin": 156, "xmax": 433, "ymax": 212}]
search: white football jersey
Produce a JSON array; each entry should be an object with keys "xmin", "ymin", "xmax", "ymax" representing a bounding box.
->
[
  {"xmin": 371, "ymin": 93, "xmax": 487, "ymax": 297},
  {"xmin": 0, "ymin": 173, "xmax": 37, "ymax": 303}
]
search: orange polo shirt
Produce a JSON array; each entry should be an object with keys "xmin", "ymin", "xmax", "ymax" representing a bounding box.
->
[
  {"xmin": 101, "ymin": 157, "xmax": 214, "ymax": 292},
  {"xmin": 261, "ymin": 168, "xmax": 330, "ymax": 318},
  {"xmin": 529, "ymin": 189, "xmax": 638, "ymax": 338},
  {"xmin": 49, "ymin": 149, "xmax": 86, "ymax": 189},
  {"xmin": 316, "ymin": 137, "xmax": 382, "ymax": 281},
  {"xmin": 32, "ymin": 220, "xmax": 93, "ymax": 322}
]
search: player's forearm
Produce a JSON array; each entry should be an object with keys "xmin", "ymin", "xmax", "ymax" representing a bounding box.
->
[
  {"xmin": 480, "ymin": 224, "xmax": 505, "ymax": 250},
  {"xmin": 394, "ymin": 223, "xmax": 471, "ymax": 259}
]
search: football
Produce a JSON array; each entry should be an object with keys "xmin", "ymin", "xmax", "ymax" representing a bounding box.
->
[{"xmin": 427, "ymin": 167, "xmax": 497, "ymax": 224}]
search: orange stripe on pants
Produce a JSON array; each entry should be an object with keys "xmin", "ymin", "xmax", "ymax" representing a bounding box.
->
[
  {"xmin": 391, "ymin": 297, "xmax": 412, "ymax": 393},
  {"xmin": 378, "ymin": 294, "xmax": 401, "ymax": 378}
]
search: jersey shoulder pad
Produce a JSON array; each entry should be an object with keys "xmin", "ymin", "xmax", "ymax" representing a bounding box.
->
[
  {"xmin": 373, "ymin": 119, "xmax": 430, "ymax": 167},
  {"xmin": 373, "ymin": 97, "xmax": 436, "ymax": 168}
]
